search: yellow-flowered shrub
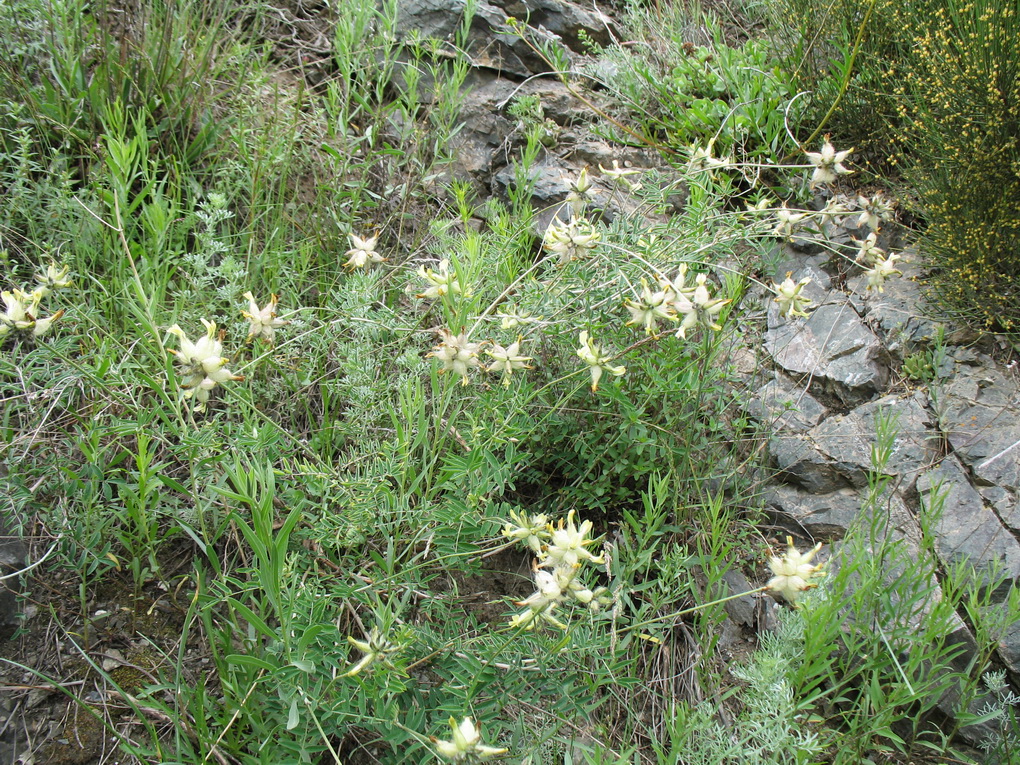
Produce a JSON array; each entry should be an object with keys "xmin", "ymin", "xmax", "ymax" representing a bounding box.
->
[
  {"xmin": 899, "ymin": 0, "xmax": 1020, "ymax": 330},
  {"xmin": 771, "ymin": 0, "xmax": 1020, "ymax": 329}
]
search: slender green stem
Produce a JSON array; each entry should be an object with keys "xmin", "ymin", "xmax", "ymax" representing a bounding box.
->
[
  {"xmin": 793, "ymin": 0, "xmax": 880, "ymax": 156},
  {"xmin": 623, "ymin": 586, "xmax": 769, "ymax": 634}
]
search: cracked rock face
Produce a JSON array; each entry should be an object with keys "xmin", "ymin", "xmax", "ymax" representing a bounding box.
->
[
  {"xmin": 761, "ymin": 392, "xmax": 939, "ymax": 495},
  {"xmin": 764, "ymin": 301, "xmax": 888, "ymax": 407},
  {"xmin": 0, "ymin": 512, "xmax": 26, "ymax": 639},
  {"xmin": 393, "ymin": 0, "xmax": 613, "ymax": 78},
  {"xmin": 940, "ymin": 359, "xmax": 1020, "ymax": 489},
  {"xmin": 917, "ymin": 456, "xmax": 1020, "ymax": 599},
  {"xmin": 758, "ymin": 224, "xmax": 1020, "ymax": 729}
]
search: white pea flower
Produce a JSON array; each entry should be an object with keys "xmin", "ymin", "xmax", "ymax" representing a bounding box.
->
[
  {"xmin": 543, "ymin": 218, "xmax": 600, "ymax": 266},
  {"xmin": 576, "ymin": 330, "xmax": 625, "ymax": 392},
  {"xmin": 674, "ymin": 273, "xmax": 728, "ymax": 339},
  {"xmin": 1, "ymin": 288, "xmax": 63, "ymax": 337},
  {"xmin": 565, "ymin": 167, "xmax": 594, "ymax": 215},
  {"xmin": 432, "ymin": 717, "xmax": 508, "ymax": 761},
  {"xmin": 865, "ymin": 253, "xmax": 903, "ymax": 292},
  {"xmin": 767, "ymin": 536, "xmax": 824, "ymax": 605},
  {"xmin": 502, "ymin": 510, "xmax": 550, "ymax": 555},
  {"xmin": 31, "ymin": 310, "xmax": 65, "ymax": 337},
  {"xmin": 416, "ymin": 259, "xmax": 467, "ymax": 299},
  {"xmin": 854, "ymin": 232, "xmax": 884, "ymax": 265},
  {"xmin": 343, "ymin": 232, "xmax": 385, "ymax": 270},
  {"xmin": 856, "ymin": 193, "xmax": 896, "ymax": 231},
  {"xmin": 519, "ymin": 569, "xmax": 566, "ymax": 611},
  {"xmin": 805, "ymin": 137, "xmax": 853, "ymax": 186},
  {"xmin": 496, "ymin": 308, "xmax": 542, "ymax": 329},
  {"xmin": 429, "ymin": 329, "xmax": 483, "ymax": 385},
  {"xmin": 773, "ymin": 274, "xmax": 814, "ymax": 318},
  {"xmin": 242, "ymin": 292, "xmax": 288, "ymax": 345},
  {"xmin": 2, "ymin": 290, "xmax": 31, "ymax": 332},
  {"xmin": 344, "ymin": 627, "xmax": 401, "ymax": 677},
  {"xmin": 510, "ymin": 567, "xmax": 569, "ymax": 631},
  {"xmin": 541, "ymin": 510, "xmax": 605, "ymax": 569},
  {"xmin": 819, "ymin": 196, "xmax": 852, "ymax": 227},
  {"xmin": 625, "ymin": 279, "xmax": 676, "ymax": 336},
  {"xmin": 35, "ymin": 263, "xmax": 73, "ymax": 296},
  {"xmin": 656, "ymin": 264, "xmax": 694, "ymax": 302},
  {"xmin": 745, "ymin": 197, "xmax": 775, "ymax": 213},
  {"xmin": 599, "ymin": 160, "xmax": 643, "ymax": 190},
  {"xmin": 485, "ymin": 337, "xmax": 533, "ymax": 385},
  {"xmin": 688, "ymin": 140, "xmax": 732, "ymax": 174},
  {"xmin": 773, "ymin": 207, "xmax": 808, "ymax": 239},
  {"xmin": 167, "ymin": 319, "xmax": 243, "ymax": 411}
]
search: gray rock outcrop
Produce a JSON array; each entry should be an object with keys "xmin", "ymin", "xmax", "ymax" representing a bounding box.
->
[{"xmin": 0, "ymin": 511, "xmax": 26, "ymax": 639}]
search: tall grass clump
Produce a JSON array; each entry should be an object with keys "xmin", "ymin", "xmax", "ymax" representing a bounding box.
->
[{"xmin": 580, "ymin": 4, "xmax": 803, "ymax": 171}]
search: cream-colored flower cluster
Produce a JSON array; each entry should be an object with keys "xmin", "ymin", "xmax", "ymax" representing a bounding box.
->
[
  {"xmin": 623, "ymin": 265, "xmax": 729, "ymax": 340},
  {"xmin": 165, "ymin": 292, "xmax": 290, "ymax": 411},
  {"xmin": 167, "ymin": 319, "xmax": 244, "ymax": 412},
  {"xmin": 0, "ymin": 263, "xmax": 70, "ymax": 341},
  {"xmin": 805, "ymin": 137, "xmax": 853, "ymax": 187},
  {"xmin": 599, "ymin": 159, "xmax": 643, "ymax": 191},
  {"xmin": 344, "ymin": 626, "xmax": 403, "ymax": 677},
  {"xmin": 343, "ymin": 232, "xmax": 385, "ymax": 271},
  {"xmin": 503, "ymin": 509, "xmax": 612, "ymax": 631},
  {"xmin": 242, "ymin": 292, "xmax": 288, "ymax": 345},
  {"xmin": 417, "ymin": 258, "xmax": 468, "ymax": 299},
  {"xmin": 766, "ymin": 536, "xmax": 824, "ymax": 605},
  {"xmin": 543, "ymin": 217, "xmax": 600, "ymax": 266},
  {"xmin": 432, "ymin": 716, "xmax": 507, "ymax": 762},
  {"xmin": 576, "ymin": 330, "xmax": 625, "ymax": 392},
  {"xmin": 854, "ymin": 233, "xmax": 903, "ymax": 292},
  {"xmin": 766, "ymin": 141, "xmax": 895, "ymax": 242},
  {"xmin": 772, "ymin": 273, "xmax": 814, "ymax": 318},
  {"xmin": 565, "ymin": 166, "xmax": 594, "ymax": 216},
  {"xmin": 688, "ymin": 140, "xmax": 732, "ymax": 175},
  {"xmin": 427, "ymin": 329, "xmax": 533, "ymax": 387},
  {"xmin": 855, "ymin": 192, "xmax": 896, "ymax": 231}
]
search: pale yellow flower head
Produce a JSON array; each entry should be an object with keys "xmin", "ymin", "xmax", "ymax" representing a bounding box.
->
[
  {"xmin": 429, "ymin": 329, "xmax": 483, "ymax": 385},
  {"xmin": 417, "ymin": 259, "xmax": 467, "ymax": 299},
  {"xmin": 242, "ymin": 292, "xmax": 288, "ymax": 345},
  {"xmin": 486, "ymin": 337, "xmax": 533, "ymax": 385},
  {"xmin": 344, "ymin": 626, "xmax": 401, "ymax": 677},
  {"xmin": 502, "ymin": 510, "xmax": 550, "ymax": 554},
  {"xmin": 854, "ymin": 232, "xmax": 885, "ymax": 266},
  {"xmin": 774, "ymin": 207, "xmax": 808, "ymax": 240},
  {"xmin": 344, "ymin": 232, "xmax": 385, "ymax": 270},
  {"xmin": 856, "ymin": 193, "xmax": 896, "ymax": 231},
  {"xmin": 599, "ymin": 160, "xmax": 642, "ymax": 190},
  {"xmin": 673, "ymin": 273, "xmax": 728, "ymax": 339},
  {"xmin": 773, "ymin": 274, "xmax": 813, "ymax": 318},
  {"xmin": 688, "ymin": 140, "xmax": 732, "ymax": 174},
  {"xmin": 767, "ymin": 536, "xmax": 824, "ymax": 604},
  {"xmin": 167, "ymin": 320, "xmax": 243, "ymax": 411},
  {"xmin": 541, "ymin": 509, "xmax": 605, "ymax": 569},
  {"xmin": 432, "ymin": 717, "xmax": 508, "ymax": 761},
  {"xmin": 865, "ymin": 253, "xmax": 903, "ymax": 292},
  {"xmin": 625, "ymin": 278, "xmax": 676, "ymax": 336},
  {"xmin": 805, "ymin": 137, "xmax": 853, "ymax": 186},
  {"xmin": 565, "ymin": 167, "xmax": 594, "ymax": 215},
  {"xmin": 496, "ymin": 308, "xmax": 542, "ymax": 329},
  {"xmin": 35, "ymin": 263, "xmax": 73, "ymax": 296},
  {"xmin": 576, "ymin": 330, "xmax": 625, "ymax": 392},
  {"xmin": 543, "ymin": 218, "xmax": 600, "ymax": 266}
]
